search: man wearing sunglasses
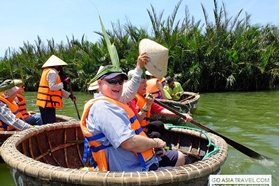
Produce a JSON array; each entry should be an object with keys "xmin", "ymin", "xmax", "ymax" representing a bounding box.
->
[
  {"xmin": 88, "ymin": 55, "xmax": 148, "ymax": 105},
  {"xmin": 80, "ymin": 53, "xmax": 188, "ymax": 172}
]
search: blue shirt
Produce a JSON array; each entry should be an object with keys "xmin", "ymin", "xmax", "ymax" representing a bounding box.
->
[{"xmin": 86, "ymin": 98, "xmax": 158, "ymax": 171}]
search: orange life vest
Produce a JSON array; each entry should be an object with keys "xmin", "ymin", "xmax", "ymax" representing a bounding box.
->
[
  {"xmin": 36, "ymin": 68, "xmax": 63, "ymax": 108},
  {"xmin": 0, "ymin": 96, "xmax": 23, "ymax": 131},
  {"xmin": 16, "ymin": 94, "xmax": 30, "ymax": 119},
  {"xmin": 135, "ymin": 94, "xmax": 151, "ymax": 132},
  {"xmin": 146, "ymin": 78, "xmax": 162, "ymax": 99},
  {"xmin": 80, "ymin": 96, "xmax": 154, "ymax": 171}
]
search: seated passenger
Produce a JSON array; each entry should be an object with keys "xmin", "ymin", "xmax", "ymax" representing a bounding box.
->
[
  {"xmin": 128, "ymin": 71, "xmax": 192, "ymax": 138},
  {"xmin": 163, "ymin": 76, "xmax": 184, "ymax": 101},
  {"xmin": 145, "ymin": 71, "xmax": 166, "ymax": 99},
  {"xmin": 10, "ymin": 79, "xmax": 43, "ymax": 125},
  {"xmin": 80, "ymin": 57, "xmax": 191, "ymax": 172},
  {"xmin": 0, "ymin": 80, "xmax": 32, "ymax": 131}
]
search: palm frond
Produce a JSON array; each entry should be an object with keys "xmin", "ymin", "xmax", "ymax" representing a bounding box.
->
[{"xmin": 99, "ymin": 16, "xmax": 120, "ymax": 68}]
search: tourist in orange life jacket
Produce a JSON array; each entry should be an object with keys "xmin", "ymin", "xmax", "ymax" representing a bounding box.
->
[
  {"xmin": 36, "ymin": 55, "xmax": 76, "ymax": 124},
  {"xmin": 9, "ymin": 79, "xmax": 43, "ymax": 125},
  {"xmin": 0, "ymin": 80, "xmax": 32, "ymax": 131},
  {"xmin": 128, "ymin": 71, "xmax": 192, "ymax": 139},
  {"xmin": 145, "ymin": 70, "xmax": 166, "ymax": 99},
  {"xmin": 80, "ymin": 54, "xmax": 191, "ymax": 172}
]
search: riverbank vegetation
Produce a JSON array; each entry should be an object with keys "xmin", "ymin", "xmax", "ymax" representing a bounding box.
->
[{"xmin": 0, "ymin": 0, "xmax": 278, "ymax": 92}]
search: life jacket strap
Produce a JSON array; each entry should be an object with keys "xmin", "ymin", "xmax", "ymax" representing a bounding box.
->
[
  {"xmin": 134, "ymin": 127, "xmax": 143, "ymax": 135},
  {"xmin": 129, "ymin": 115, "xmax": 137, "ymax": 123},
  {"xmin": 82, "ymin": 139, "xmax": 97, "ymax": 168},
  {"xmin": 82, "ymin": 133, "xmax": 112, "ymax": 168},
  {"xmin": 86, "ymin": 133, "xmax": 105, "ymax": 141}
]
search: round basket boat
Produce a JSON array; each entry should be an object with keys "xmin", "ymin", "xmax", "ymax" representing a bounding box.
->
[
  {"xmin": 0, "ymin": 121, "xmax": 227, "ymax": 186},
  {"xmin": 156, "ymin": 92, "xmax": 200, "ymax": 114},
  {"xmin": 0, "ymin": 114, "xmax": 76, "ymax": 146}
]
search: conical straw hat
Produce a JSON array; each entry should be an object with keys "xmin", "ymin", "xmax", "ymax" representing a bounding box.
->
[
  {"xmin": 139, "ymin": 39, "xmax": 168, "ymax": 79},
  {"xmin": 42, "ymin": 55, "xmax": 68, "ymax": 68}
]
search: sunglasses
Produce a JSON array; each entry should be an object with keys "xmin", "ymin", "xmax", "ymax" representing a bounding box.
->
[{"xmin": 104, "ymin": 78, "xmax": 124, "ymax": 85}]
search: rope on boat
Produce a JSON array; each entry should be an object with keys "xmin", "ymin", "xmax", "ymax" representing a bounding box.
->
[{"xmin": 164, "ymin": 124, "xmax": 220, "ymax": 159}]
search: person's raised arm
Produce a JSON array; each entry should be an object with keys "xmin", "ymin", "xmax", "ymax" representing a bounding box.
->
[{"xmin": 120, "ymin": 53, "xmax": 149, "ymax": 103}]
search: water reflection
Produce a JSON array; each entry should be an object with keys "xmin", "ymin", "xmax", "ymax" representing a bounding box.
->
[{"xmin": 196, "ymin": 91, "xmax": 278, "ymax": 184}]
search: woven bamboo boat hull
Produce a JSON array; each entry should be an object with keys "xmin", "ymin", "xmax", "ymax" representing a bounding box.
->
[
  {"xmin": 0, "ymin": 121, "xmax": 227, "ymax": 186},
  {"xmin": 156, "ymin": 92, "xmax": 200, "ymax": 114},
  {"xmin": 0, "ymin": 114, "xmax": 76, "ymax": 164},
  {"xmin": 0, "ymin": 114, "xmax": 76, "ymax": 146}
]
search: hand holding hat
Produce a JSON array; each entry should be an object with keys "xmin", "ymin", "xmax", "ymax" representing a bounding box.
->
[
  {"xmin": 136, "ymin": 52, "xmax": 149, "ymax": 69},
  {"xmin": 139, "ymin": 39, "xmax": 169, "ymax": 79}
]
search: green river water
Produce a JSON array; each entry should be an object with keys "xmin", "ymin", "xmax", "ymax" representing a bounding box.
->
[{"xmin": 0, "ymin": 91, "xmax": 278, "ymax": 185}]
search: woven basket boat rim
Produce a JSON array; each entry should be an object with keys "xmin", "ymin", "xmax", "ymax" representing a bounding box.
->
[
  {"xmin": 156, "ymin": 92, "xmax": 200, "ymax": 105},
  {"xmin": 0, "ymin": 121, "xmax": 228, "ymax": 184}
]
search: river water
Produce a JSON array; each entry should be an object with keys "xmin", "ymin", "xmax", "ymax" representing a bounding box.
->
[{"xmin": 0, "ymin": 91, "xmax": 278, "ymax": 185}]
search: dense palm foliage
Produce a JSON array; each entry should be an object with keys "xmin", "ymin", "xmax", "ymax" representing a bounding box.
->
[{"xmin": 0, "ymin": 0, "xmax": 278, "ymax": 92}]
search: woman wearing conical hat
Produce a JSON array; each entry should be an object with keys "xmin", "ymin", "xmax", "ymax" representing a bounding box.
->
[{"xmin": 36, "ymin": 55, "xmax": 75, "ymax": 124}]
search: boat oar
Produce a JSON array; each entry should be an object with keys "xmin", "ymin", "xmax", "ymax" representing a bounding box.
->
[
  {"xmin": 68, "ymin": 82, "xmax": 81, "ymax": 120},
  {"xmin": 154, "ymin": 99, "xmax": 270, "ymax": 160}
]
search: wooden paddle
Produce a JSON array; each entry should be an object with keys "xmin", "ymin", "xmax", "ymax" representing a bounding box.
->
[
  {"xmin": 154, "ymin": 99, "xmax": 270, "ymax": 160},
  {"xmin": 68, "ymin": 82, "xmax": 81, "ymax": 120}
]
